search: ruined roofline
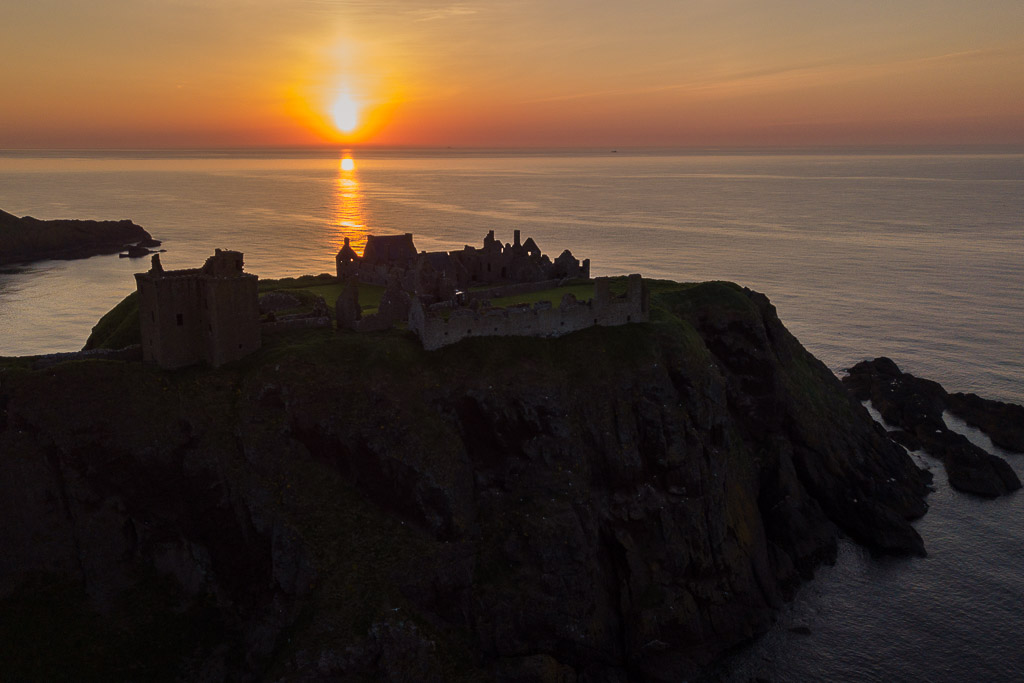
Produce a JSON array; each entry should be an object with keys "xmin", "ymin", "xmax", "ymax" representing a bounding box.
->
[
  {"xmin": 136, "ymin": 250, "xmax": 252, "ymax": 282},
  {"xmin": 343, "ymin": 231, "xmax": 549, "ymax": 259},
  {"xmin": 135, "ymin": 268, "xmax": 257, "ymax": 281},
  {"xmin": 135, "ymin": 267, "xmax": 203, "ymax": 281},
  {"xmin": 338, "ymin": 228, "xmax": 591, "ymax": 301},
  {"xmin": 134, "ymin": 249, "xmax": 260, "ymax": 369}
]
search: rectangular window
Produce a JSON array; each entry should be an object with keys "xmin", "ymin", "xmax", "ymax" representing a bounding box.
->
[{"xmin": 176, "ymin": 313, "xmax": 183, "ymax": 326}]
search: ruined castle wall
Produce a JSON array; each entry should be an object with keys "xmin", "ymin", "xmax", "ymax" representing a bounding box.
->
[
  {"xmin": 136, "ymin": 275, "xmax": 205, "ymax": 369},
  {"xmin": 340, "ymin": 231, "xmax": 588, "ymax": 301},
  {"xmin": 202, "ymin": 274, "xmax": 261, "ymax": 367},
  {"xmin": 136, "ymin": 252, "xmax": 261, "ymax": 369},
  {"xmin": 410, "ymin": 275, "xmax": 648, "ymax": 351},
  {"xmin": 347, "ymin": 262, "xmax": 390, "ymax": 286}
]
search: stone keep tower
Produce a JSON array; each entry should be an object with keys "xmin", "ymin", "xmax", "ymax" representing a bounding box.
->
[{"xmin": 135, "ymin": 249, "xmax": 260, "ymax": 369}]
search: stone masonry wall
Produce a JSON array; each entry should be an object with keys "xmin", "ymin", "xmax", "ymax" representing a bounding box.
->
[
  {"xmin": 137, "ymin": 274, "xmax": 205, "ymax": 369},
  {"xmin": 135, "ymin": 251, "xmax": 260, "ymax": 369},
  {"xmin": 204, "ymin": 275, "xmax": 261, "ymax": 368},
  {"xmin": 409, "ymin": 275, "xmax": 647, "ymax": 351}
]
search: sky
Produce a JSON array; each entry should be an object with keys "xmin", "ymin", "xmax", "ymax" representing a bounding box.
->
[{"xmin": 1, "ymin": 0, "xmax": 1022, "ymax": 148}]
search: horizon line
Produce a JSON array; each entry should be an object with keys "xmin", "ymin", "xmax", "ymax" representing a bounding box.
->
[{"xmin": 3, "ymin": 143, "xmax": 1024, "ymax": 155}]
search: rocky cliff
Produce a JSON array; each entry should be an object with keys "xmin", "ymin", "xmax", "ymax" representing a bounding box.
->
[
  {"xmin": 0, "ymin": 208, "xmax": 159, "ymax": 265},
  {"xmin": 0, "ymin": 280, "xmax": 931, "ymax": 682}
]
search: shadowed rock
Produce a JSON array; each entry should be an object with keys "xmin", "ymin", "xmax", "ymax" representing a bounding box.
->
[
  {"xmin": 119, "ymin": 244, "xmax": 158, "ymax": 258},
  {"xmin": 0, "ymin": 282, "xmax": 934, "ymax": 681},
  {"xmin": 258, "ymin": 291, "xmax": 302, "ymax": 314},
  {"xmin": 945, "ymin": 392, "xmax": 1024, "ymax": 453},
  {"xmin": 843, "ymin": 357, "xmax": 1021, "ymax": 498},
  {"xmin": 0, "ymin": 208, "xmax": 159, "ymax": 265}
]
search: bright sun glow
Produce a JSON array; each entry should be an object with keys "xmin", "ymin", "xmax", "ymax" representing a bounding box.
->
[
  {"xmin": 340, "ymin": 157, "xmax": 355, "ymax": 171},
  {"xmin": 331, "ymin": 90, "xmax": 360, "ymax": 133}
]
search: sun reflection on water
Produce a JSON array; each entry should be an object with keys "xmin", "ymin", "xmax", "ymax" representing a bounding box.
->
[{"xmin": 331, "ymin": 154, "xmax": 369, "ymax": 255}]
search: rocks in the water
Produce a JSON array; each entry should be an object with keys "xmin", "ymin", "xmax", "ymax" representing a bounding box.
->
[
  {"xmin": 843, "ymin": 357, "xmax": 1021, "ymax": 498},
  {"xmin": 946, "ymin": 392, "xmax": 1024, "ymax": 453},
  {"xmin": 0, "ymin": 208, "xmax": 160, "ymax": 265},
  {"xmin": 887, "ymin": 429, "xmax": 922, "ymax": 452},
  {"xmin": 119, "ymin": 244, "xmax": 160, "ymax": 258}
]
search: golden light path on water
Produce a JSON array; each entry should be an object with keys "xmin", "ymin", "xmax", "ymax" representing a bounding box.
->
[{"xmin": 331, "ymin": 154, "xmax": 370, "ymax": 256}]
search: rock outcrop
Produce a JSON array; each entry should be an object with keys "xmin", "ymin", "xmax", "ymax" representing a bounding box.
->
[
  {"xmin": 0, "ymin": 208, "xmax": 159, "ymax": 265},
  {"xmin": 843, "ymin": 357, "xmax": 1021, "ymax": 498},
  {"xmin": 0, "ymin": 280, "xmax": 932, "ymax": 681},
  {"xmin": 945, "ymin": 392, "xmax": 1024, "ymax": 453}
]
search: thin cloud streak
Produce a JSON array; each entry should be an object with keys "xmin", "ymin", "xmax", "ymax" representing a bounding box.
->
[
  {"xmin": 519, "ymin": 48, "xmax": 1015, "ymax": 105},
  {"xmin": 410, "ymin": 5, "xmax": 479, "ymax": 22}
]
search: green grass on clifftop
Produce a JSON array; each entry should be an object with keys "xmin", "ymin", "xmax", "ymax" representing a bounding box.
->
[
  {"xmin": 83, "ymin": 291, "xmax": 141, "ymax": 350},
  {"xmin": 74, "ymin": 275, "xmax": 749, "ymax": 369}
]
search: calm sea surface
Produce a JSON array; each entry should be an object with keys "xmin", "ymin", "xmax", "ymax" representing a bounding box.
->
[{"xmin": 1, "ymin": 149, "xmax": 1022, "ymax": 679}]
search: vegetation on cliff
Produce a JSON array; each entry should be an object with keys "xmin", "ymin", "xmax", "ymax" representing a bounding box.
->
[
  {"xmin": 0, "ymin": 279, "xmax": 932, "ymax": 682},
  {"xmin": 84, "ymin": 273, "xmax": 359, "ymax": 351}
]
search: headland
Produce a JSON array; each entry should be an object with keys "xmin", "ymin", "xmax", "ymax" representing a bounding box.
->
[
  {"xmin": 0, "ymin": 229, "xmax": 1019, "ymax": 681},
  {"xmin": 0, "ymin": 208, "xmax": 160, "ymax": 266},
  {"xmin": 0, "ymin": 270, "xmax": 934, "ymax": 680}
]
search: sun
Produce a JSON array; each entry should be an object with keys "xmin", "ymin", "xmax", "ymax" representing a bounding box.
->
[{"xmin": 331, "ymin": 90, "xmax": 360, "ymax": 133}]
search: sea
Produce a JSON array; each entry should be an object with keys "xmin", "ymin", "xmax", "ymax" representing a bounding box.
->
[{"xmin": 1, "ymin": 148, "xmax": 1022, "ymax": 680}]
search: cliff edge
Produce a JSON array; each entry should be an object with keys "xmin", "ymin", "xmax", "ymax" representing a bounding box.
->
[{"xmin": 0, "ymin": 280, "xmax": 931, "ymax": 681}]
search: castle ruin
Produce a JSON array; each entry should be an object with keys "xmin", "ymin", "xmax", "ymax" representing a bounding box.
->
[
  {"xmin": 337, "ymin": 230, "xmax": 590, "ymax": 301},
  {"xmin": 135, "ymin": 249, "xmax": 260, "ymax": 369},
  {"xmin": 333, "ymin": 230, "xmax": 646, "ymax": 349},
  {"xmin": 408, "ymin": 274, "xmax": 648, "ymax": 351},
  {"xmin": 131, "ymin": 233, "xmax": 642, "ymax": 363}
]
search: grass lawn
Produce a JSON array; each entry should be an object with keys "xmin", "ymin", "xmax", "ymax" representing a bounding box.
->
[
  {"xmin": 268, "ymin": 278, "xmax": 594, "ymax": 314},
  {"xmin": 259, "ymin": 276, "xmax": 384, "ymax": 314},
  {"xmin": 486, "ymin": 282, "xmax": 595, "ymax": 309},
  {"xmin": 299, "ymin": 282, "xmax": 385, "ymax": 312}
]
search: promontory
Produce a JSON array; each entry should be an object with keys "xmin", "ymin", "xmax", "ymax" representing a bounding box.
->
[
  {"xmin": 0, "ymin": 208, "xmax": 159, "ymax": 265},
  {"xmin": 0, "ymin": 279, "xmax": 932, "ymax": 681}
]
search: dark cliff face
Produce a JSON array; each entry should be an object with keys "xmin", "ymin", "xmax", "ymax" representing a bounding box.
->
[
  {"xmin": 0, "ymin": 208, "xmax": 158, "ymax": 265},
  {"xmin": 0, "ymin": 281, "xmax": 930, "ymax": 682}
]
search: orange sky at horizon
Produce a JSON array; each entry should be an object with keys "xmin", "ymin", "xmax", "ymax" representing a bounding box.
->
[{"xmin": 1, "ymin": 0, "xmax": 1022, "ymax": 149}]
